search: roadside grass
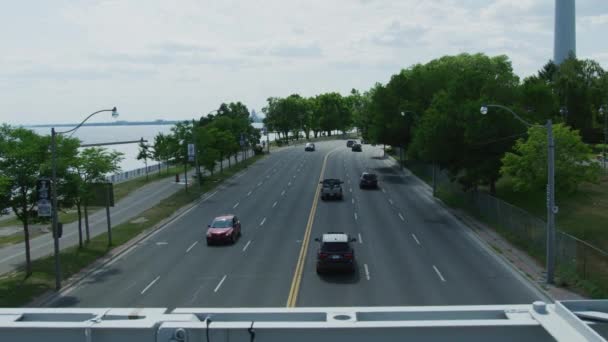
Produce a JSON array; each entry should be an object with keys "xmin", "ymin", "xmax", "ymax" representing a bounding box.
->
[
  {"xmin": 0, "ymin": 154, "xmax": 264, "ymax": 307},
  {"xmin": 494, "ymin": 175, "xmax": 608, "ymax": 252}
]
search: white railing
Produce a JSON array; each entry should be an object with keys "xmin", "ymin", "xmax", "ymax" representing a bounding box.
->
[
  {"xmin": 106, "ymin": 163, "xmax": 167, "ymax": 184},
  {"xmin": 0, "ymin": 301, "xmax": 606, "ymax": 341}
]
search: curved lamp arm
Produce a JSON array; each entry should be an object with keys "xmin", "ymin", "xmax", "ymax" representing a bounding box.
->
[
  {"xmin": 481, "ymin": 104, "xmax": 541, "ymax": 128},
  {"xmin": 57, "ymin": 107, "xmax": 118, "ymax": 135}
]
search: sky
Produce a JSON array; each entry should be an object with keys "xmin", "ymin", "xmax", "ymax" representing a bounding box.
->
[{"xmin": 1, "ymin": 0, "xmax": 607, "ymax": 125}]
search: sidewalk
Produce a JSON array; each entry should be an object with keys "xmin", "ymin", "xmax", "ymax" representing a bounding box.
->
[
  {"xmin": 0, "ymin": 150, "xmax": 255, "ymax": 276},
  {"xmin": 381, "ymin": 153, "xmax": 584, "ymax": 301}
]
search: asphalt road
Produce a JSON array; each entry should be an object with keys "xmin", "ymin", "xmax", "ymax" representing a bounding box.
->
[
  {"xmin": 49, "ymin": 140, "xmax": 545, "ymax": 308},
  {"xmin": 0, "ymin": 151, "xmax": 252, "ymax": 275}
]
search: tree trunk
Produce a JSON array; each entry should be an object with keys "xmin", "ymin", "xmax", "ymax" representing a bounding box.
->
[
  {"xmin": 489, "ymin": 180, "xmax": 497, "ymax": 196},
  {"xmin": 77, "ymin": 202, "xmax": 83, "ymax": 248},
  {"xmin": 145, "ymin": 159, "xmax": 149, "ymax": 181},
  {"xmin": 84, "ymin": 203, "xmax": 90, "ymax": 243},
  {"xmin": 234, "ymin": 153, "xmax": 238, "ymax": 164},
  {"xmin": 158, "ymin": 162, "xmax": 162, "ymax": 175},
  {"xmin": 220, "ymin": 156, "xmax": 224, "ymax": 173},
  {"xmin": 314, "ymin": 130, "xmax": 318, "ymax": 138},
  {"xmin": 228, "ymin": 155, "xmax": 231, "ymax": 168},
  {"xmin": 305, "ymin": 130, "xmax": 310, "ymax": 140},
  {"xmin": 22, "ymin": 201, "xmax": 32, "ymax": 277}
]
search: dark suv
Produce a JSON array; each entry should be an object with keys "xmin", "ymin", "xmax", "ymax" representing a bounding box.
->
[
  {"xmin": 359, "ymin": 172, "xmax": 378, "ymax": 189},
  {"xmin": 320, "ymin": 179, "xmax": 344, "ymax": 200},
  {"xmin": 351, "ymin": 143, "xmax": 362, "ymax": 152},
  {"xmin": 314, "ymin": 233, "xmax": 357, "ymax": 274}
]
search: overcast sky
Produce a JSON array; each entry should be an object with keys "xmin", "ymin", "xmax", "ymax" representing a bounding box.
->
[{"xmin": 1, "ymin": 0, "xmax": 607, "ymax": 125}]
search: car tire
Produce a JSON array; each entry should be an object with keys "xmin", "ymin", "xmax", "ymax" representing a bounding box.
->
[
  {"xmin": 206, "ymin": 239, "xmax": 212, "ymax": 246},
  {"xmin": 232, "ymin": 233, "xmax": 237, "ymax": 244}
]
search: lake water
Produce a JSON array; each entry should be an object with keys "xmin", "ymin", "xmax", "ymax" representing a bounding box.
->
[{"xmin": 31, "ymin": 123, "xmax": 277, "ymax": 172}]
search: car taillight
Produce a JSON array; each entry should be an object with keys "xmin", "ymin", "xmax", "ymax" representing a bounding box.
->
[
  {"xmin": 319, "ymin": 252, "xmax": 328, "ymax": 259},
  {"xmin": 344, "ymin": 253, "xmax": 353, "ymax": 259}
]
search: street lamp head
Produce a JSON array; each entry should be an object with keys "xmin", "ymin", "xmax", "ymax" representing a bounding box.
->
[
  {"xmin": 400, "ymin": 111, "xmax": 405, "ymax": 117},
  {"xmin": 111, "ymin": 107, "xmax": 119, "ymax": 119},
  {"xmin": 480, "ymin": 106, "xmax": 488, "ymax": 115}
]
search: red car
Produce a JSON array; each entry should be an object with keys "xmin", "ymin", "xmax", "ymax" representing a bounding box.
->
[{"xmin": 206, "ymin": 215, "xmax": 241, "ymax": 245}]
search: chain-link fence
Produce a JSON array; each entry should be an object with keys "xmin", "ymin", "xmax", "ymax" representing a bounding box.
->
[{"xmin": 405, "ymin": 160, "xmax": 608, "ymax": 297}]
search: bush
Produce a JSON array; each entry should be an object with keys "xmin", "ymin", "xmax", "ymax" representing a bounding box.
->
[{"xmin": 253, "ymin": 145, "xmax": 264, "ymax": 155}]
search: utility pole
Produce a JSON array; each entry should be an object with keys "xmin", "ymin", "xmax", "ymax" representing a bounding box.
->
[
  {"xmin": 192, "ymin": 120, "xmax": 201, "ymax": 189},
  {"xmin": 50, "ymin": 128, "xmax": 61, "ymax": 290},
  {"xmin": 546, "ymin": 119, "xmax": 556, "ymax": 284}
]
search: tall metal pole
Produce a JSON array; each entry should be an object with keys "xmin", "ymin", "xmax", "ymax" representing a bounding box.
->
[
  {"xmin": 603, "ymin": 113, "xmax": 607, "ymax": 171},
  {"xmin": 105, "ymin": 183, "xmax": 112, "ymax": 246},
  {"xmin": 546, "ymin": 120, "xmax": 556, "ymax": 284},
  {"xmin": 50, "ymin": 128, "xmax": 61, "ymax": 290}
]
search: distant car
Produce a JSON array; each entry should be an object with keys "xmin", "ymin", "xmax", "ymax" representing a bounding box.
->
[
  {"xmin": 351, "ymin": 143, "xmax": 362, "ymax": 152},
  {"xmin": 206, "ymin": 215, "xmax": 241, "ymax": 245},
  {"xmin": 314, "ymin": 232, "xmax": 357, "ymax": 274},
  {"xmin": 305, "ymin": 143, "xmax": 315, "ymax": 151},
  {"xmin": 346, "ymin": 140, "xmax": 356, "ymax": 147},
  {"xmin": 320, "ymin": 179, "xmax": 344, "ymax": 200},
  {"xmin": 360, "ymin": 139, "xmax": 367, "ymax": 144},
  {"xmin": 359, "ymin": 172, "xmax": 378, "ymax": 189}
]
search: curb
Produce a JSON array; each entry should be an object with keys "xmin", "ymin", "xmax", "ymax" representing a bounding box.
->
[
  {"xmin": 28, "ymin": 155, "xmax": 263, "ymax": 308},
  {"xmin": 384, "ymin": 154, "xmax": 555, "ymax": 302}
]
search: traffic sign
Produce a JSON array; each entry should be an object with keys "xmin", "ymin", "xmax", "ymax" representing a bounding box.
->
[
  {"xmin": 38, "ymin": 199, "xmax": 52, "ymax": 217},
  {"xmin": 188, "ymin": 143, "xmax": 195, "ymax": 162}
]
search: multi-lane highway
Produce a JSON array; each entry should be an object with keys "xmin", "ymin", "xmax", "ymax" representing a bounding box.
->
[{"xmin": 49, "ymin": 140, "xmax": 546, "ymax": 308}]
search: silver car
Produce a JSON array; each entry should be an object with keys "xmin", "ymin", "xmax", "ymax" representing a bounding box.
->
[{"xmin": 320, "ymin": 179, "xmax": 344, "ymax": 200}]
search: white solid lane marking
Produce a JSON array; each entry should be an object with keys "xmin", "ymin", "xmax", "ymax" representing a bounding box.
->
[
  {"xmin": 203, "ymin": 191, "xmax": 218, "ymax": 201},
  {"xmin": 242, "ymin": 240, "xmax": 252, "ymax": 252},
  {"xmin": 358, "ymin": 233, "xmax": 363, "ymax": 244},
  {"xmin": 389, "ymin": 199, "xmax": 394, "ymax": 205},
  {"xmin": 433, "ymin": 265, "xmax": 446, "ymax": 282},
  {"xmin": 186, "ymin": 241, "xmax": 198, "ymax": 253},
  {"xmin": 412, "ymin": 234, "xmax": 421, "ymax": 245},
  {"xmin": 214, "ymin": 275, "xmax": 227, "ymax": 292},
  {"xmin": 141, "ymin": 276, "xmax": 160, "ymax": 295},
  {"xmin": 272, "ymin": 201, "xmax": 278, "ymax": 208},
  {"xmin": 155, "ymin": 242, "xmax": 168, "ymax": 246},
  {"xmin": 281, "ymin": 190, "xmax": 286, "ymax": 196},
  {"xmin": 233, "ymin": 202, "xmax": 239, "ymax": 209},
  {"xmin": 260, "ymin": 217, "xmax": 266, "ymax": 226},
  {"xmin": 247, "ymin": 191, "xmax": 252, "ymax": 196},
  {"xmin": 354, "ymin": 212, "xmax": 358, "ymax": 220},
  {"xmin": 398, "ymin": 213, "xmax": 405, "ymax": 221},
  {"xmin": 364, "ymin": 264, "xmax": 371, "ymax": 280}
]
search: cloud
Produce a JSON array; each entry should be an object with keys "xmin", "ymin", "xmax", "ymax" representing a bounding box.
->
[{"xmin": 370, "ymin": 21, "xmax": 427, "ymax": 47}]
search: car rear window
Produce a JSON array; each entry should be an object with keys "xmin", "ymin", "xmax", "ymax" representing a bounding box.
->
[
  {"xmin": 211, "ymin": 219, "xmax": 232, "ymax": 228},
  {"xmin": 322, "ymin": 242, "xmax": 349, "ymax": 252},
  {"xmin": 363, "ymin": 174, "xmax": 377, "ymax": 180}
]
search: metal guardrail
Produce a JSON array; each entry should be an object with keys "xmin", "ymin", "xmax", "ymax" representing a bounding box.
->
[{"xmin": 0, "ymin": 301, "xmax": 606, "ymax": 341}]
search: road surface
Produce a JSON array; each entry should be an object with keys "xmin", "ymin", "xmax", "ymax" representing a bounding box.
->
[{"xmin": 49, "ymin": 140, "xmax": 545, "ymax": 308}]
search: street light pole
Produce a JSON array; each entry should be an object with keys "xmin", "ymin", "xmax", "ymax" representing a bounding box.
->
[
  {"xmin": 481, "ymin": 104, "xmax": 557, "ymax": 284},
  {"xmin": 50, "ymin": 128, "xmax": 60, "ymax": 290},
  {"xmin": 51, "ymin": 107, "xmax": 118, "ymax": 290}
]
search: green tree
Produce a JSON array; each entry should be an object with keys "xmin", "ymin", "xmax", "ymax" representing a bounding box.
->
[
  {"xmin": 76, "ymin": 147, "xmax": 123, "ymax": 242},
  {"xmin": 501, "ymin": 124, "xmax": 600, "ymax": 194},
  {"xmin": 137, "ymin": 141, "xmax": 153, "ymax": 180},
  {"xmin": 0, "ymin": 126, "xmax": 78, "ymax": 275}
]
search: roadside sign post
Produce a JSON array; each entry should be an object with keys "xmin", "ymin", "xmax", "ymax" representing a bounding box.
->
[{"xmin": 36, "ymin": 179, "xmax": 52, "ymax": 218}]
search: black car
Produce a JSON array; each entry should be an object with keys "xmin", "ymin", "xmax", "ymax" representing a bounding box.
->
[
  {"xmin": 346, "ymin": 140, "xmax": 356, "ymax": 147},
  {"xmin": 314, "ymin": 233, "xmax": 357, "ymax": 274},
  {"xmin": 351, "ymin": 143, "xmax": 362, "ymax": 152},
  {"xmin": 305, "ymin": 143, "xmax": 315, "ymax": 151},
  {"xmin": 359, "ymin": 172, "xmax": 378, "ymax": 189}
]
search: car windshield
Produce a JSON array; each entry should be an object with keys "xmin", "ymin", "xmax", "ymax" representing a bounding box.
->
[
  {"xmin": 211, "ymin": 219, "xmax": 232, "ymax": 228},
  {"xmin": 322, "ymin": 242, "xmax": 349, "ymax": 252},
  {"xmin": 4, "ymin": 3, "xmax": 606, "ymax": 336}
]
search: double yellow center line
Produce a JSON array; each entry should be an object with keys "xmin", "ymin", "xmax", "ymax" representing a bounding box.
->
[{"xmin": 286, "ymin": 147, "xmax": 338, "ymax": 307}]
